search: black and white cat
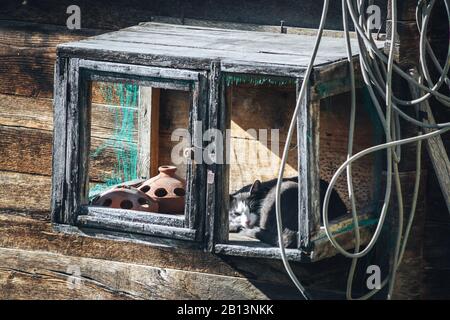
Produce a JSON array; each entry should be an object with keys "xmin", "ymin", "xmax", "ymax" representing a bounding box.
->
[{"xmin": 229, "ymin": 177, "xmax": 348, "ymax": 248}]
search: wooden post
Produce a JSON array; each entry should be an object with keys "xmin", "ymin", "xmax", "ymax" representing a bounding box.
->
[
  {"xmin": 206, "ymin": 61, "xmax": 229, "ymax": 251},
  {"xmin": 297, "ymin": 78, "xmax": 320, "ymax": 251},
  {"xmin": 51, "ymin": 57, "xmax": 69, "ymax": 223},
  {"xmin": 138, "ymin": 86, "xmax": 160, "ymax": 179},
  {"xmin": 408, "ymin": 70, "xmax": 450, "ymax": 214}
]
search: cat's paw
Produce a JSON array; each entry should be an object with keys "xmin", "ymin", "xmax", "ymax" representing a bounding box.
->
[
  {"xmin": 239, "ymin": 227, "xmax": 260, "ymax": 239},
  {"xmin": 229, "ymin": 222, "xmax": 242, "ymax": 233}
]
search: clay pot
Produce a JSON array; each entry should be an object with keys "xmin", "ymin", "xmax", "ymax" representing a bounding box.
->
[
  {"xmin": 92, "ymin": 185, "xmax": 158, "ymax": 213},
  {"xmin": 138, "ymin": 165, "xmax": 186, "ymax": 214}
]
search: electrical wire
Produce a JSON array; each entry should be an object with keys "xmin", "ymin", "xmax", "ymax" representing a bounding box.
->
[
  {"xmin": 275, "ymin": 0, "xmax": 450, "ymax": 300},
  {"xmin": 274, "ymin": 0, "xmax": 330, "ymax": 301}
]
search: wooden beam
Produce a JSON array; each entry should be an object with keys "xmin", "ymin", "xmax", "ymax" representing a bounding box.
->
[
  {"xmin": 76, "ymin": 215, "xmax": 197, "ymax": 241},
  {"xmin": 421, "ymin": 105, "xmax": 450, "ymax": 214},
  {"xmin": 0, "ymin": 213, "xmax": 344, "ymax": 289},
  {"xmin": 297, "ymin": 80, "xmax": 321, "ymax": 250},
  {"xmin": 138, "ymin": 87, "xmax": 160, "ymax": 178},
  {"xmin": 51, "ymin": 57, "xmax": 69, "ymax": 223},
  {"xmin": 150, "ymin": 88, "xmax": 161, "ymax": 177},
  {"xmin": 0, "ymin": 171, "xmax": 51, "ymax": 215},
  {"xmin": 408, "ymin": 70, "xmax": 450, "ymax": 214},
  {"xmin": 205, "ymin": 61, "xmax": 228, "ymax": 251},
  {"xmin": 0, "ymin": 247, "xmax": 282, "ymax": 299}
]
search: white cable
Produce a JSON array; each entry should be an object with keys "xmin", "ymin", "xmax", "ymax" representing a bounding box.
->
[
  {"xmin": 345, "ymin": 0, "xmax": 450, "ymax": 105},
  {"xmin": 275, "ymin": 0, "xmax": 450, "ymax": 300},
  {"xmin": 274, "ymin": 0, "xmax": 330, "ymax": 300},
  {"xmin": 322, "ymin": 128, "xmax": 449, "ymax": 257},
  {"xmin": 342, "ymin": 0, "xmax": 361, "ymax": 301}
]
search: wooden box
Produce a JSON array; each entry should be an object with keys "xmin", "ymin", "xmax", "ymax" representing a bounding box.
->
[{"xmin": 52, "ymin": 23, "xmax": 381, "ymax": 262}]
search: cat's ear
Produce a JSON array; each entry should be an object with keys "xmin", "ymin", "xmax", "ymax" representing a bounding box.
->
[{"xmin": 249, "ymin": 180, "xmax": 261, "ymax": 194}]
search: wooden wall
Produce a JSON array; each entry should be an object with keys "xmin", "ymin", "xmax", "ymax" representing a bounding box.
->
[
  {"xmin": 0, "ymin": 0, "xmax": 449, "ymax": 300},
  {"xmin": 227, "ymin": 84, "xmax": 298, "ymax": 192},
  {"xmin": 0, "ymin": 1, "xmax": 353, "ymax": 300},
  {"xmin": 319, "ymin": 91, "xmax": 377, "ymax": 211},
  {"xmin": 0, "ymin": 0, "xmax": 386, "ymax": 31}
]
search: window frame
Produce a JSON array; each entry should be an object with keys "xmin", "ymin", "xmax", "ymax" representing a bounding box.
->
[
  {"xmin": 208, "ymin": 69, "xmax": 379, "ymax": 262},
  {"xmin": 51, "ymin": 57, "xmax": 208, "ymax": 242},
  {"xmin": 205, "ymin": 70, "xmax": 316, "ymax": 261},
  {"xmin": 51, "ymin": 56, "xmax": 377, "ymax": 261}
]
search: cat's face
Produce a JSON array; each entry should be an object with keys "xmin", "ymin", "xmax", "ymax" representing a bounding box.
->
[
  {"xmin": 229, "ymin": 193, "xmax": 260, "ymax": 231},
  {"xmin": 229, "ymin": 180, "xmax": 262, "ymax": 231}
]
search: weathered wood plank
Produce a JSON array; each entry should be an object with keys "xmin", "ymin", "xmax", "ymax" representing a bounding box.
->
[
  {"xmin": 421, "ymin": 106, "xmax": 450, "ymax": 214},
  {"xmin": 0, "ymin": 2, "xmax": 155, "ymax": 30},
  {"xmin": 206, "ymin": 61, "xmax": 225, "ymax": 250},
  {"xmin": 137, "ymin": 86, "xmax": 152, "ymax": 179},
  {"xmin": 0, "ymin": 212, "xmax": 351, "ymax": 291},
  {"xmin": 184, "ymin": 73, "xmax": 208, "ymax": 236},
  {"xmin": 0, "ymin": 124, "xmax": 147, "ymax": 181},
  {"xmin": 89, "ymin": 26, "xmax": 353, "ymax": 58},
  {"xmin": 215, "ymin": 244, "xmax": 304, "ymax": 261},
  {"xmin": 0, "ymin": 125, "xmax": 53, "ymax": 176},
  {"xmin": 149, "ymin": 88, "xmax": 161, "ymax": 177},
  {"xmin": 0, "ymin": 94, "xmax": 53, "ymax": 130},
  {"xmin": 79, "ymin": 59, "xmax": 200, "ymax": 82},
  {"xmin": 311, "ymin": 58, "xmax": 364, "ymax": 99},
  {"xmin": 408, "ymin": 69, "xmax": 450, "ymax": 214},
  {"xmin": 137, "ymin": 87, "xmax": 160, "ymax": 178},
  {"xmin": 150, "ymin": 16, "xmax": 360, "ymax": 38},
  {"xmin": 0, "ymin": 93, "xmax": 140, "ymax": 139},
  {"xmin": 0, "ymin": 247, "xmax": 291, "ymax": 299},
  {"xmin": 0, "ymin": 20, "xmax": 104, "ymax": 97},
  {"xmin": 51, "ymin": 56, "xmax": 68, "ymax": 222},
  {"xmin": 297, "ymin": 83, "xmax": 320, "ymax": 250},
  {"xmin": 0, "ymin": 171, "xmax": 51, "ymax": 216},
  {"xmin": 0, "ymin": 213, "xmax": 238, "ymax": 278},
  {"xmin": 81, "ymin": 206, "xmax": 185, "ymax": 228},
  {"xmin": 63, "ymin": 58, "xmax": 81, "ymax": 224},
  {"xmin": 57, "ymin": 22, "xmax": 362, "ymax": 77},
  {"xmin": 310, "ymin": 214, "xmax": 376, "ymax": 262},
  {"xmin": 77, "ymin": 214, "xmax": 196, "ymax": 241}
]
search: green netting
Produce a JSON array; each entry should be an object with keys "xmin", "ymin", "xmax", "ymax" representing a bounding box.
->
[
  {"xmin": 312, "ymin": 218, "xmax": 379, "ymax": 242},
  {"xmin": 89, "ymin": 82, "xmax": 139, "ymax": 199},
  {"xmin": 225, "ymin": 73, "xmax": 296, "ymax": 87}
]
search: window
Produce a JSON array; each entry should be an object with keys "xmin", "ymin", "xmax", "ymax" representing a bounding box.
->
[
  {"xmin": 52, "ymin": 23, "xmax": 379, "ymax": 261},
  {"xmin": 210, "ymin": 73, "xmax": 381, "ymax": 262},
  {"xmin": 52, "ymin": 58, "xmax": 208, "ymax": 242}
]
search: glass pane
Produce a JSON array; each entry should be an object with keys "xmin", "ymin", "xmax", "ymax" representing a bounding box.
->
[
  {"xmin": 89, "ymin": 81, "xmax": 139, "ymax": 196},
  {"xmin": 87, "ymin": 80, "xmax": 190, "ymax": 215},
  {"xmin": 318, "ymin": 91, "xmax": 379, "ymax": 219},
  {"xmin": 226, "ymin": 80, "xmax": 298, "ymax": 247}
]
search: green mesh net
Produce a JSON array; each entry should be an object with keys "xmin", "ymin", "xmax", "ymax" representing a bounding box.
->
[
  {"xmin": 224, "ymin": 73, "xmax": 296, "ymax": 87},
  {"xmin": 89, "ymin": 82, "xmax": 139, "ymax": 199}
]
